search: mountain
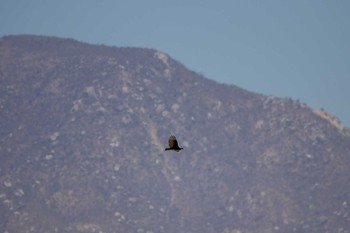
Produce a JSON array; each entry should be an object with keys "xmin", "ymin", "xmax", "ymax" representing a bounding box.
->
[{"xmin": 0, "ymin": 35, "xmax": 349, "ymax": 233}]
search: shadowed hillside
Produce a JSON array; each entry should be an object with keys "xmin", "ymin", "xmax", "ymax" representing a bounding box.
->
[{"xmin": 1, "ymin": 35, "xmax": 350, "ymax": 233}]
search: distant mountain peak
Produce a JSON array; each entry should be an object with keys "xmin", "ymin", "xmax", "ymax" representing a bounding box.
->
[{"xmin": 1, "ymin": 35, "xmax": 349, "ymax": 233}]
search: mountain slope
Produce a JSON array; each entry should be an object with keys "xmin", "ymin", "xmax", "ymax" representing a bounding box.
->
[{"xmin": 0, "ymin": 35, "xmax": 349, "ymax": 233}]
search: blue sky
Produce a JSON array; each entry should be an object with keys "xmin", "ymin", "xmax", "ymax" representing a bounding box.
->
[{"xmin": 1, "ymin": 0, "xmax": 349, "ymax": 126}]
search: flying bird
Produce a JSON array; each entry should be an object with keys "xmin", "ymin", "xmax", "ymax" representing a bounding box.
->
[{"xmin": 165, "ymin": 135, "xmax": 183, "ymax": 152}]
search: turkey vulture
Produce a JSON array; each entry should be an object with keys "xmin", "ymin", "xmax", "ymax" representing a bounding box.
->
[{"xmin": 165, "ymin": 135, "xmax": 183, "ymax": 152}]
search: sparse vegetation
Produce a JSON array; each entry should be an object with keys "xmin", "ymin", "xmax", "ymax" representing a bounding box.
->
[{"xmin": 1, "ymin": 35, "xmax": 350, "ymax": 233}]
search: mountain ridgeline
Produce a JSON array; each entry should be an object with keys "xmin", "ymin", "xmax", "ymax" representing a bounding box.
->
[{"xmin": 0, "ymin": 35, "xmax": 349, "ymax": 233}]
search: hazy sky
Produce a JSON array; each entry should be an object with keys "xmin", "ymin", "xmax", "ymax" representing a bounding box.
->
[{"xmin": 1, "ymin": 0, "xmax": 349, "ymax": 126}]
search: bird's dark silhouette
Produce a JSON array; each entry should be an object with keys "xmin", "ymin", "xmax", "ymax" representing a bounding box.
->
[{"xmin": 165, "ymin": 135, "xmax": 183, "ymax": 152}]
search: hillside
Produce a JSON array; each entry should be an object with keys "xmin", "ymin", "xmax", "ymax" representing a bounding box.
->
[{"xmin": 1, "ymin": 35, "xmax": 350, "ymax": 233}]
